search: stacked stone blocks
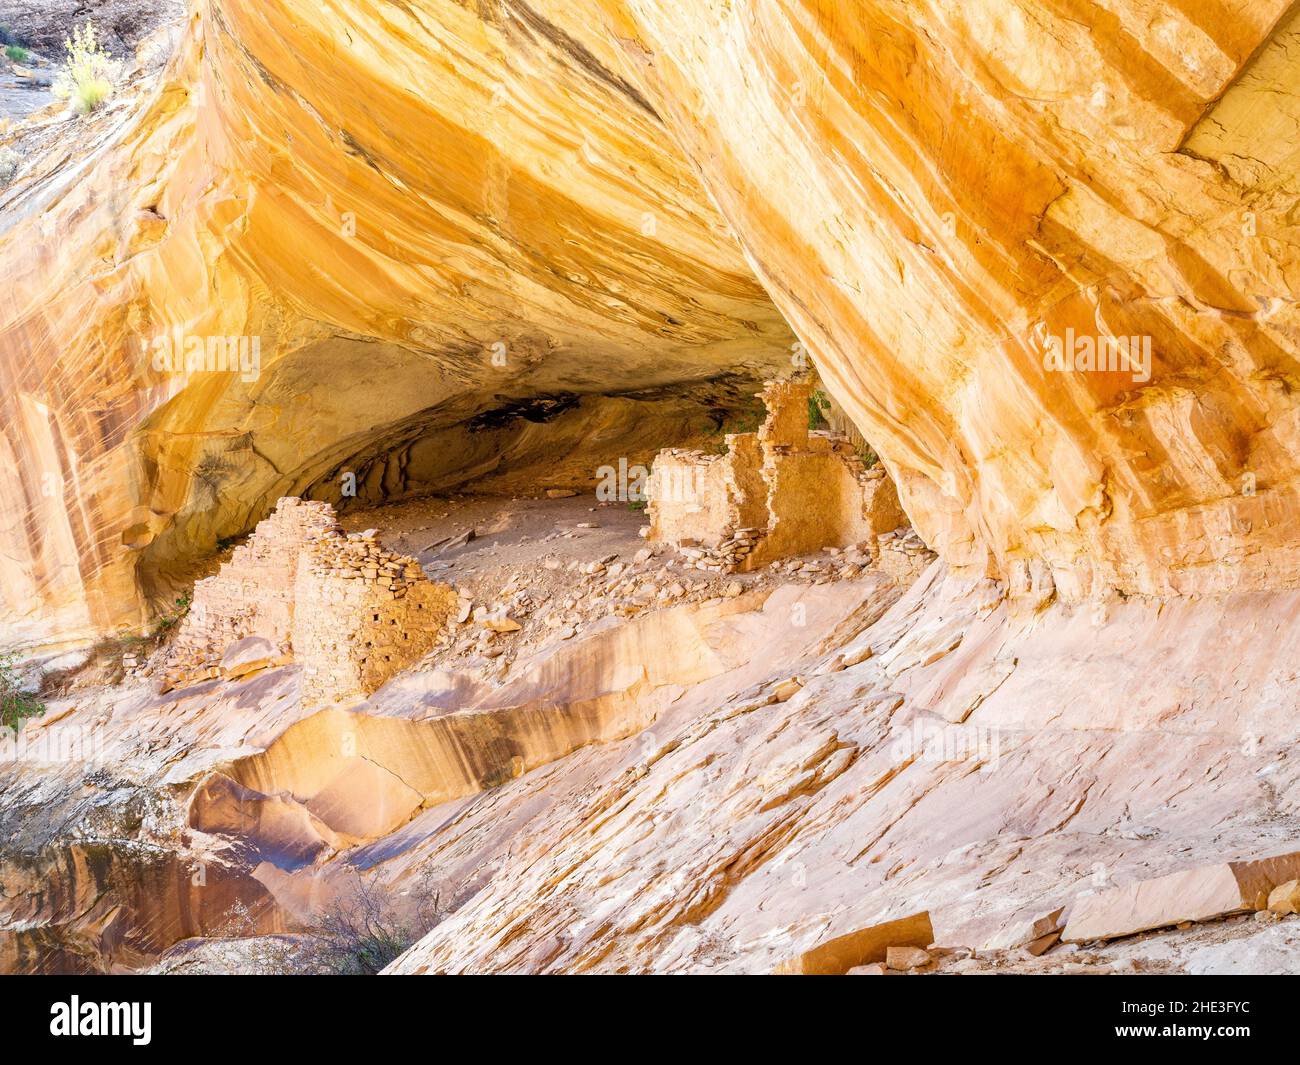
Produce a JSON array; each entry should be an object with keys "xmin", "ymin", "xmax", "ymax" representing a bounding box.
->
[{"xmin": 162, "ymin": 498, "xmax": 455, "ymax": 704}]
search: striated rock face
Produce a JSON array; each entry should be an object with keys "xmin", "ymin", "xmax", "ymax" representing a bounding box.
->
[
  {"xmin": 8, "ymin": 1, "xmax": 1300, "ymax": 649},
  {"xmin": 556, "ymin": 0, "xmax": 1300, "ymax": 599},
  {"xmin": 383, "ymin": 566, "xmax": 1300, "ymax": 974},
  {"xmin": 5, "ymin": 0, "xmax": 1300, "ymax": 979},
  {"xmin": 0, "ymin": 0, "xmax": 793, "ymax": 649}
]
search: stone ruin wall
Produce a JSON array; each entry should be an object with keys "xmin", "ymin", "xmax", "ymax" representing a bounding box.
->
[
  {"xmin": 748, "ymin": 431, "xmax": 904, "ymax": 568},
  {"xmin": 646, "ymin": 380, "xmax": 910, "ymax": 573},
  {"xmin": 293, "ymin": 531, "xmax": 457, "ymax": 707},
  {"xmin": 163, "ymin": 498, "xmax": 455, "ymax": 704},
  {"xmin": 164, "ymin": 499, "xmax": 337, "ymax": 683},
  {"xmin": 645, "ymin": 450, "xmax": 732, "ymax": 547}
]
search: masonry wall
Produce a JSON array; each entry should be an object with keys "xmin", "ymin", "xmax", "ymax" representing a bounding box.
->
[
  {"xmin": 293, "ymin": 532, "xmax": 457, "ymax": 707},
  {"xmin": 647, "ymin": 379, "xmax": 911, "ymax": 573},
  {"xmin": 646, "ymin": 450, "xmax": 732, "ymax": 547},
  {"xmin": 163, "ymin": 498, "xmax": 455, "ymax": 704},
  {"xmin": 164, "ymin": 499, "xmax": 337, "ymax": 686}
]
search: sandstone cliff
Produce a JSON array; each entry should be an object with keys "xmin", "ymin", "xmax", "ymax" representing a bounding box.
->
[
  {"xmin": 3, "ymin": 0, "xmax": 1300, "ymax": 979},
  {"xmin": 0, "ymin": 0, "xmax": 794, "ymax": 650}
]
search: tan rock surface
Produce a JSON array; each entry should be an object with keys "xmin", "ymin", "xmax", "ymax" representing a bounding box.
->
[
  {"xmin": 5, "ymin": 1, "xmax": 1300, "ymax": 981},
  {"xmin": 12, "ymin": 0, "xmax": 1300, "ymax": 642},
  {"xmin": 1268, "ymin": 880, "xmax": 1300, "ymax": 916},
  {"xmin": 774, "ymin": 913, "xmax": 933, "ymax": 975},
  {"xmin": 0, "ymin": 1, "xmax": 793, "ymax": 650},
  {"xmin": 570, "ymin": 0, "xmax": 1300, "ymax": 599}
]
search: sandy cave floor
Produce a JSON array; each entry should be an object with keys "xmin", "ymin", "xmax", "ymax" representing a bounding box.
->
[{"xmin": 317, "ymin": 490, "xmax": 892, "ymax": 678}]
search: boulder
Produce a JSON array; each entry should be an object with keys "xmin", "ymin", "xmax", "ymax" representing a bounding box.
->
[
  {"xmin": 1063, "ymin": 850, "xmax": 1300, "ymax": 942},
  {"xmin": 773, "ymin": 911, "xmax": 933, "ymax": 975},
  {"xmin": 218, "ymin": 636, "xmax": 281, "ymax": 680},
  {"xmin": 1267, "ymin": 879, "xmax": 1300, "ymax": 916},
  {"xmin": 885, "ymin": 946, "xmax": 932, "ymax": 970}
]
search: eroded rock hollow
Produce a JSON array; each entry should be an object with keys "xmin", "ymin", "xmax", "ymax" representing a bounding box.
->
[{"xmin": 3, "ymin": 0, "xmax": 1300, "ymax": 977}]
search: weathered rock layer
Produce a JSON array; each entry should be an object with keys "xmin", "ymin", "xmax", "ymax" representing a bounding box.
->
[
  {"xmin": 0, "ymin": 0, "xmax": 793, "ymax": 649},
  {"xmin": 8, "ymin": 2, "xmax": 1300, "ymax": 647}
]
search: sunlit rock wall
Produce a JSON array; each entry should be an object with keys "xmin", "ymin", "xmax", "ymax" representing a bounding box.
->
[
  {"xmin": 0, "ymin": 0, "xmax": 794, "ymax": 648},
  {"xmin": 6, "ymin": 0, "xmax": 1300, "ymax": 651},
  {"xmin": 568, "ymin": 0, "xmax": 1300, "ymax": 599}
]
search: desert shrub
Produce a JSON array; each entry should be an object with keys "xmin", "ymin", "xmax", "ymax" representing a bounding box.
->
[
  {"xmin": 5, "ymin": 45, "xmax": 28, "ymax": 63},
  {"xmin": 808, "ymin": 388, "xmax": 830, "ymax": 430},
  {"xmin": 208, "ymin": 873, "xmax": 441, "ymax": 972},
  {"xmin": 52, "ymin": 22, "xmax": 121, "ymax": 115},
  {"xmin": 0, "ymin": 650, "xmax": 44, "ymax": 733},
  {"xmin": 150, "ymin": 594, "xmax": 191, "ymax": 638},
  {"xmin": 298, "ymin": 873, "xmax": 443, "ymax": 974},
  {"xmin": 0, "ymin": 147, "xmax": 18, "ymax": 187}
]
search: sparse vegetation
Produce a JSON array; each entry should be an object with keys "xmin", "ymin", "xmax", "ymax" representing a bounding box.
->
[
  {"xmin": 1, "ymin": 649, "xmax": 44, "ymax": 733},
  {"xmin": 0, "ymin": 147, "xmax": 18, "ymax": 188},
  {"xmin": 300, "ymin": 875, "xmax": 442, "ymax": 974},
  {"xmin": 4, "ymin": 45, "xmax": 28, "ymax": 63},
  {"xmin": 52, "ymin": 22, "xmax": 121, "ymax": 115},
  {"xmin": 208, "ymin": 872, "xmax": 443, "ymax": 975},
  {"xmin": 38, "ymin": 595, "xmax": 191, "ymax": 697},
  {"xmin": 151, "ymin": 594, "xmax": 191, "ymax": 638},
  {"xmin": 808, "ymin": 388, "xmax": 830, "ymax": 430}
]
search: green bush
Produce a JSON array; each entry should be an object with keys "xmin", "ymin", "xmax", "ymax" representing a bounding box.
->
[
  {"xmin": 4, "ymin": 45, "xmax": 28, "ymax": 63},
  {"xmin": 1, "ymin": 650, "xmax": 44, "ymax": 733},
  {"xmin": 150, "ymin": 594, "xmax": 191, "ymax": 638},
  {"xmin": 808, "ymin": 388, "xmax": 830, "ymax": 430},
  {"xmin": 52, "ymin": 22, "xmax": 121, "ymax": 115}
]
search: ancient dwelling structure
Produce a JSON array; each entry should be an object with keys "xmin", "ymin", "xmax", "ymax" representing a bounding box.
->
[
  {"xmin": 646, "ymin": 380, "xmax": 909, "ymax": 572},
  {"xmin": 162, "ymin": 498, "xmax": 456, "ymax": 705}
]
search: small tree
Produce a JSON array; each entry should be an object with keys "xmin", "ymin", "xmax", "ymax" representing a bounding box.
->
[
  {"xmin": 52, "ymin": 22, "xmax": 121, "ymax": 115},
  {"xmin": 0, "ymin": 650, "xmax": 44, "ymax": 733},
  {"xmin": 298, "ymin": 872, "xmax": 442, "ymax": 975}
]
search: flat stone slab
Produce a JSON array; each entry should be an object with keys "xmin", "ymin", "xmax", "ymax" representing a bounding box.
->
[
  {"xmin": 773, "ymin": 911, "xmax": 933, "ymax": 975},
  {"xmin": 219, "ymin": 635, "xmax": 280, "ymax": 679},
  {"xmin": 1063, "ymin": 849, "xmax": 1300, "ymax": 942}
]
